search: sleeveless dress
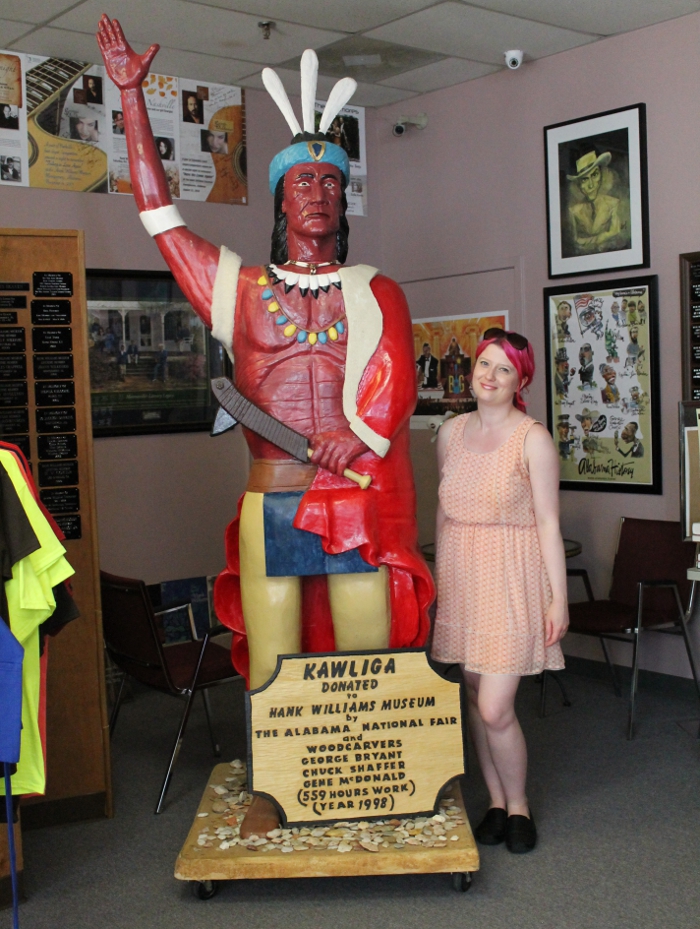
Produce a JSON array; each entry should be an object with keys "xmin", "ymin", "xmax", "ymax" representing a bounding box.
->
[{"xmin": 431, "ymin": 414, "xmax": 565, "ymax": 675}]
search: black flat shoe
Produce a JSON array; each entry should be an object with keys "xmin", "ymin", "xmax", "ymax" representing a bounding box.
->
[
  {"xmin": 474, "ymin": 807, "xmax": 507, "ymax": 845},
  {"xmin": 505, "ymin": 811, "xmax": 537, "ymax": 853}
]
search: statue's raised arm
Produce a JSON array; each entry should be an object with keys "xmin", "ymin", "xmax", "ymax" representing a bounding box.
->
[{"xmin": 97, "ymin": 15, "xmax": 218, "ymax": 323}]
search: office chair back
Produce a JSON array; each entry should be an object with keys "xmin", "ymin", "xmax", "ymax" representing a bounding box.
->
[
  {"xmin": 608, "ymin": 518, "xmax": 695, "ymax": 625},
  {"xmin": 101, "ymin": 570, "xmax": 176, "ymax": 692}
]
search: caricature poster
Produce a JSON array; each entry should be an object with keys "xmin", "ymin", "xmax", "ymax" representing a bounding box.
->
[{"xmin": 545, "ymin": 276, "xmax": 660, "ymax": 493}]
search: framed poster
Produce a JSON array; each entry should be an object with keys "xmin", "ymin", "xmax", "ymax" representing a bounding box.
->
[
  {"xmin": 679, "ymin": 402, "xmax": 700, "ymax": 542},
  {"xmin": 545, "ymin": 104, "xmax": 649, "ymax": 278},
  {"xmin": 86, "ymin": 269, "xmax": 229, "ymax": 436},
  {"xmin": 411, "ymin": 312, "xmax": 507, "ymax": 422},
  {"xmin": 544, "ymin": 276, "xmax": 661, "ymax": 494},
  {"xmin": 679, "ymin": 251, "xmax": 700, "ymax": 401}
]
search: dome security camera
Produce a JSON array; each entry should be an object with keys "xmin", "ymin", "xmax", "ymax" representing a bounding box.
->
[
  {"xmin": 392, "ymin": 114, "xmax": 428, "ymax": 137},
  {"xmin": 505, "ymin": 49, "xmax": 524, "ymax": 70}
]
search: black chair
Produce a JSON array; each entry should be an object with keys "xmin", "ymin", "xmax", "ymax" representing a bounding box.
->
[
  {"xmin": 566, "ymin": 518, "xmax": 700, "ymax": 739},
  {"xmin": 100, "ymin": 570, "xmax": 240, "ymax": 813}
]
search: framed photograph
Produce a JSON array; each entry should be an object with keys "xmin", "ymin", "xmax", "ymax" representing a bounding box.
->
[
  {"xmin": 544, "ymin": 275, "xmax": 661, "ymax": 494},
  {"xmin": 86, "ymin": 269, "xmax": 229, "ymax": 437},
  {"xmin": 679, "ymin": 252, "xmax": 700, "ymax": 401},
  {"xmin": 544, "ymin": 104, "xmax": 649, "ymax": 278},
  {"xmin": 410, "ymin": 312, "xmax": 507, "ymax": 424},
  {"xmin": 679, "ymin": 402, "xmax": 700, "ymax": 541}
]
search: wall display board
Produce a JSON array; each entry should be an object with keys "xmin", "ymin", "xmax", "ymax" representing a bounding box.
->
[
  {"xmin": 86, "ymin": 269, "xmax": 229, "ymax": 436},
  {"xmin": 679, "ymin": 252, "xmax": 700, "ymax": 401},
  {"xmin": 545, "ymin": 104, "xmax": 649, "ymax": 278},
  {"xmin": 544, "ymin": 276, "xmax": 661, "ymax": 494},
  {"xmin": 0, "ymin": 229, "xmax": 111, "ymax": 823},
  {"xmin": 248, "ymin": 649, "xmax": 463, "ymax": 826},
  {"xmin": 0, "ymin": 50, "xmax": 247, "ymax": 205}
]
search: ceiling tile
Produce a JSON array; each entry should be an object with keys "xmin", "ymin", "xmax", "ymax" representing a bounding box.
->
[
  {"xmin": 365, "ymin": 1, "xmax": 600, "ymax": 65},
  {"xmin": 8, "ymin": 27, "xmax": 104, "ymax": 64},
  {"xmin": 240, "ymin": 66, "xmax": 417, "ymax": 106},
  {"xmin": 51, "ymin": 0, "xmax": 345, "ymax": 64},
  {"xmin": 0, "ymin": 0, "xmax": 87, "ymax": 26},
  {"xmin": 183, "ymin": 0, "xmax": 440, "ymax": 33},
  {"xmin": 0, "ymin": 19, "xmax": 34, "ymax": 46},
  {"xmin": 380, "ymin": 56, "xmax": 497, "ymax": 91},
  {"xmin": 280, "ymin": 35, "xmax": 445, "ymax": 83},
  {"xmin": 464, "ymin": 1, "xmax": 700, "ymax": 37}
]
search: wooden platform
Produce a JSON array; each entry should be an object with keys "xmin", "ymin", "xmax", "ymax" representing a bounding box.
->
[{"xmin": 175, "ymin": 764, "xmax": 479, "ymax": 885}]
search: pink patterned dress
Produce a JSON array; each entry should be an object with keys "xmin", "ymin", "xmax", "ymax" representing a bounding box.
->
[{"xmin": 432, "ymin": 414, "xmax": 565, "ymax": 675}]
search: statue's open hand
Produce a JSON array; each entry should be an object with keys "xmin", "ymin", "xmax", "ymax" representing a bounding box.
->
[
  {"xmin": 310, "ymin": 429, "xmax": 369, "ymax": 476},
  {"xmin": 97, "ymin": 14, "xmax": 159, "ymax": 90}
]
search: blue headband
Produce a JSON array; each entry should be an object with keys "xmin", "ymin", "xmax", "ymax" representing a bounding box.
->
[{"xmin": 269, "ymin": 139, "xmax": 350, "ymax": 195}]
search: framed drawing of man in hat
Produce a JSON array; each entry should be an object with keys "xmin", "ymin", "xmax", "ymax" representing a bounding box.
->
[
  {"xmin": 544, "ymin": 276, "xmax": 661, "ymax": 494},
  {"xmin": 545, "ymin": 104, "xmax": 649, "ymax": 278}
]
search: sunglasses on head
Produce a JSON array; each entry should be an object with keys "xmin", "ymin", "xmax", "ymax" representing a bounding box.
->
[{"xmin": 482, "ymin": 328, "xmax": 529, "ymax": 350}]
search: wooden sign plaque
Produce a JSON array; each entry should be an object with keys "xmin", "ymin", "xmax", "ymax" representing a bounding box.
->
[{"xmin": 247, "ymin": 649, "xmax": 463, "ymax": 826}]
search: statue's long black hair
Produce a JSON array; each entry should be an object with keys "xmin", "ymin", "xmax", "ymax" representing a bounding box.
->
[{"xmin": 270, "ymin": 174, "xmax": 350, "ymax": 265}]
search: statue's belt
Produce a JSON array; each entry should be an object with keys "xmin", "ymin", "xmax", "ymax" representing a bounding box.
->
[{"xmin": 247, "ymin": 458, "xmax": 317, "ymax": 493}]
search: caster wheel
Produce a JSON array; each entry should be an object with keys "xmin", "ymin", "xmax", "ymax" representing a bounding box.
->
[
  {"xmin": 192, "ymin": 880, "xmax": 219, "ymax": 900},
  {"xmin": 451, "ymin": 872, "xmax": 472, "ymax": 893}
]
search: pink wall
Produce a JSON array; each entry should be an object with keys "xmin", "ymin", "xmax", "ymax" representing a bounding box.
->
[
  {"xmin": 373, "ymin": 12, "xmax": 700, "ymax": 677},
  {"xmin": 3, "ymin": 14, "xmax": 699, "ymax": 676}
]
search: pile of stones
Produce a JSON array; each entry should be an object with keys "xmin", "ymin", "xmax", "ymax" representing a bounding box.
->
[{"xmin": 193, "ymin": 759, "xmax": 465, "ymax": 855}]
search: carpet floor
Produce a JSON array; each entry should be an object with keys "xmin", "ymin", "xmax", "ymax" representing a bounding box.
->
[{"xmin": 4, "ymin": 658, "xmax": 700, "ymax": 929}]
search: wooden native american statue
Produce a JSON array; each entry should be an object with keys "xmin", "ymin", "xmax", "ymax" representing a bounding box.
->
[{"xmin": 98, "ymin": 15, "xmax": 434, "ymax": 835}]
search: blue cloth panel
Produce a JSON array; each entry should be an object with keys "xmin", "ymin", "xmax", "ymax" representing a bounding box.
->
[
  {"xmin": 263, "ymin": 491, "xmax": 377, "ymax": 577},
  {"xmin": 0, "ymin": 620, "xmax": 23, "ymax": 764}
]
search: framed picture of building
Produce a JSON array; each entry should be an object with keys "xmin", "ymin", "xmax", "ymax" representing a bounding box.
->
[
  {"xmin": 411, "ymin": 311, "xmax": 507, "ymax": 424},
  {"xmin": 544, "ymin": 104, "xmax": 649, "ymax": 278},
  {"xmin": 543, "ymin": 275, "xmax": 661, "ymax": 494},
  {"xmin": 86, "ymin": 269, "xmax": 229, "ymax": 436}
]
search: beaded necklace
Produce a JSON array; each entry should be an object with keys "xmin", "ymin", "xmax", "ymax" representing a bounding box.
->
[{"xmin": 258, "ymin": 268, "xmax": 345, "ymax": 345}]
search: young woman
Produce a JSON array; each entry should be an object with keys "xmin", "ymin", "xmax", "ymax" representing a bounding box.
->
[{"xmin": 432, "ymin": 329, "xmax": 568, "ymax": 853}]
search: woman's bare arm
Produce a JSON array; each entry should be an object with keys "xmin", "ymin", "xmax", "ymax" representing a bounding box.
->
[{"xmin": 525, "ymin": 423, "xmax": 569, "ymax": 646}]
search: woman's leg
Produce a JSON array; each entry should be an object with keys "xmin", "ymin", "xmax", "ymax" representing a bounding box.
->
[{"xmin": 464, "ymin": 670, "xmax": 529, "ymax": 817}]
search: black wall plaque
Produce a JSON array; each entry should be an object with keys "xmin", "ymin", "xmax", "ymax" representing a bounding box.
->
[
  {"xmin": 0, "ymin": 382, "xmax": 28, "ymax": 407},
  {"xmin": 0, "ymin": 356, "xmax": 27, "ymax": 380},
  {"xmin": 33, "ymin": 354, "xmax": 74, "ymax": 380},
  {"xmin": 33, "ymin": 272, "xmax": 73, "ymax": 297},
  {"xmin": 0, "ymin": 312, "xmax": 18, "ymax": 324},
  {"xmin": 37, "ymin": 433, "xmax": 78, "ymax": 460},
  {"xmin": 36, "ymin": 407, "xmax": 76, "ymax": 434},
  {"xmin": 38, "ymin": 460, "xmax": 79, "ymax": 487},
  {"xmin": 40, "ymin": 487, "xmax": 80, "ymax": 515},
  {"xmin": 2, "ymin": 435, "xmax": 30, "ymax": 458},
  {"xmin": 0, "ymin": 329, "xmax": 25, "ymax": 353},
  {"xmin": 0, "ymin": 283, "xmax": 29, "ymax": 292},
  {"xmin": 35, "ymin": 381, "xmax": 75, "ymax": 407},
  {"xmin": 32, "ymin": 328, "xmax": 72, "ymax": 353},
  {"xmin": 0, "ymin": 297, "xmax": 26, "ymax": 309},
  {"xmin": 31, "ymin": 300, "xmax": 71, "ymax": 325},
  {"xmin": 53, "ymin": 514, "xmax": 81, "ymax": 540},
  {"xmin": 0, "ymin": 409, "xmax": 29, "ymax": 433}
]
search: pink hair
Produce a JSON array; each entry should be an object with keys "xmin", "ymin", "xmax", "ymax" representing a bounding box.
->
[{"xmin": 474, "ymin": 332, "xmax": 535, "ymax": 413}]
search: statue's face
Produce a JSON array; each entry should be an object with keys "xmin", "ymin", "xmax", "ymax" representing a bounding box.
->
[
  {"xmin": 579, "ymin": 165, "xmax": 602, "ymax": 202},
  {"xmin": 282, "ymin": 162, "xmax": 343, "ymax": 240}
]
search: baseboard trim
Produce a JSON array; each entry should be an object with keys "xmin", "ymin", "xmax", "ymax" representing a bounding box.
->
[{"xmin": 21, "ymin": 792, "xmax": 108, "ymax": 830}]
